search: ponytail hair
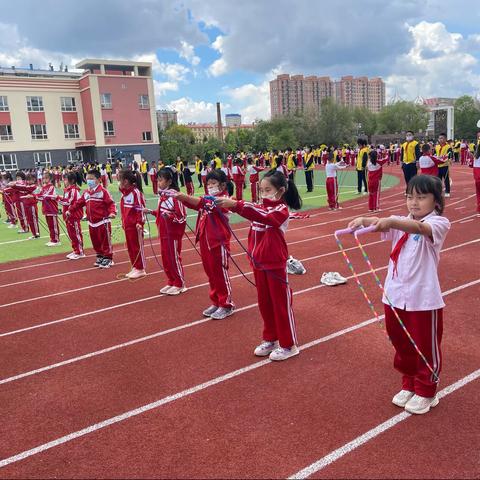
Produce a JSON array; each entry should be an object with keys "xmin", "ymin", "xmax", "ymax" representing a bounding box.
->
[
  {"xmin": 118, "ymin": 169, "xmax": 143, "ymax": 192},
  {"xmin": 263, "ymin": 170, "xmax": 302, "ymax": 210},
  {"xmin": 158, "ymin": 167, "xmax": 179, "ymax": 191}
]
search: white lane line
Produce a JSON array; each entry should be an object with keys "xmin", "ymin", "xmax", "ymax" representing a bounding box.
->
[
  {"xmin": 460, "ymin": 219, "xmax": 474, "ymax": 224},
  {"xmin": 0, "ymin": 205, "xmax": 403, "ymax": 289},
  {"xmin": 455, "ymin": 206, "xmax": 466, "ymax": 210},
  {"xmin": 0, "ymin": 189, "xmax": 405, "ymax": 274},
  {"xmin": 0, "ymin": 278, "xmax": 476, "ymax": 470},
  {"xmin": 288, "ymin": 367, "xmax": 480, "ymax": 479},
  {"xmin": 0, "ymin": 238, "xmax": 387, "ymax": 337},
  {"xmin": 1, "ymin": 211, "xmax": 476, "ymax": 308},
  {"xmin": 0, "ymin": 232, "xmax": 339, "ymax": 308}
]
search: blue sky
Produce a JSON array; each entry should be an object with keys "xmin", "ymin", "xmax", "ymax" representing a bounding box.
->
[{"xmin": 1, "ymin": 0, "xmax": 479, "ymax": 123}]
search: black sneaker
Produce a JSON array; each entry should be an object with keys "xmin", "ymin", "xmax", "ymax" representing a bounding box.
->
[
  {"xmin": 99, "ymin": 258, "xmax": 114, "ymax": 269},
  {"xmin": 94, "ymin": 256, "xmax": 104, "ymax": 267}
]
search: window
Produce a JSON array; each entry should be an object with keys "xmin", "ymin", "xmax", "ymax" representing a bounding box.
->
[
  {"xmin": 100, "ymin": 93, "xmax": 112, "ymax": 109},
  {"xmin": 0, "ymin": 153, "xmax": 17, "ymax": 171},
  {"xmin": 33, "ymin": 152, "xmax": 52, "ymax": 168},
  {"xmin": 0, "ymin": 125, "xmax": 13, "ymax": 141},
  {"xmin": 139, "ymin": 94, "xmax": 149, "ymax": 109},
  {"xmin": 30, "ymin": 124, "xmax": 48, "ymax": 139},
  {"xmin": 27, "ymin": 96, "xmax": 44, "ymax": 112},
  {"xmin": 103, "ymin": 121, "xmax": 115, "ymax": 136},
  {"xmin": 142, "ymin": 131, "xmax": 152, "ymax": 141},
  {"xmin": 64, "ymin": 124, "xmax": 80, "ymax": 139},
  {"xmin": 61, "ymin": 97, "xmax": 76, "ymax": 111},
  {"xmin": 106, "ymin": 148, "xmax": 114, "ymax": 160},
  {"xmin": 67, "ymin": 150, "xmax": 83, "ymax": 163},
  {"xmin": 0, "ymin": 96, "xmax": 8, "ymax": 111}
]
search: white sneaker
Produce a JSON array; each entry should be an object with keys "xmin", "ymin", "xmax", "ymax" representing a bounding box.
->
[
  {"xmin": 166, "ymin": 285, "xmax": 187, "ymax": 295},
  {"xmin": 444, "ymin": 193, "xmax": 450, "ymax": 198},
  {"xmin": 160, "ymin": 285, "xmax": 173, "ymax": 294},
  {"xmin": 330, "ymin": 272, "xmax": 347, "ymax": 284},
  {"xmin": 210, "ymin": 307, "xmax": 235, "ymax": 320},
  {"xmin": 46, "ymin": 241, "xmax": 61, "ymax": 247},
  {"xmin": 29, "ymin": 235, "xmax": 40, "ymax": 240},
  {"xmin": 392, "ymin": 389, "xmax": 415, "ymax": 407},
  {"xmin": 18, "ymin": 229, "xmax": 29, "ymax": 234},
  {"xmin": 404, "ymin": 394, "xmax": 439, "ymax": 414},
  {"xmin": 320, "ymin": 272, "xmax": 337, "ymax": 286},
  {"xmin": 126, "ymin": 268, "xmax": 147, "ymax": 279},
  {"xmin": 7, "ymin": 223, "xmax": 17, "ymax": 229},
  {"xmin": 69, "ymin": 253, "xmax": 85, "ymax": 260},
  {"xmin": 66, "ymin": 252, "xmax": 75, "ymax": 259},
  {"xmin": 254, "ymin": 341, "xmax": 279, "ymax": 357},
  {"xmin": 287, "ymin": 256, "xmax": 306, "ymax": 275},
  {"xmin": 203, "ymin": 305, "xmax": 219, "ymax": 317},
  {"xmin": 269, "ymin": 345, "xmax": 300, "ymax": 361}
]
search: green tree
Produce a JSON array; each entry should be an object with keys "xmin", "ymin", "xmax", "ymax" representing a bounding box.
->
[
  {"xmin": 317, "ymin": 98, "xmax": 354, "ymax": 145},
  {"xmin": 376, "ymin": 101, "xmax": 428, "ymax": 135},
  {"xmin": 159, "ymin": 125, "xmax": 196, "ymax": 164},
  {"xmin": 454, "ymin": 95, "xmax": 480, "ymax": 140},
  {"xmin": 352, "ymin": 107, "xmax": 377, "ymax": 141}
]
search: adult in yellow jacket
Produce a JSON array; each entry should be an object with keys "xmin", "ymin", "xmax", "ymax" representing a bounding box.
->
[
  {"xmin": 304, "ymin": 146, "xmax": 315, "ymax": 192},
  {"xmin": 435, "ymin": 133, "xmax": 453, "ymax": 197},
  {"xmin": 356, "ymin": 138, "xmax": 369, "ymax": 194},
  {"xmin": 400, "ymin": 130, "xmax": 420, "ymax": 190}
]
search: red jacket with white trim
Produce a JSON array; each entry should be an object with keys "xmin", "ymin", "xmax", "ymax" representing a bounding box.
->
[
  {"xmin": 10, "ymin": 182, "xmax": 37, "ymax": 207},
  {"xmin": 232, "ymin": 198, "xmax": 289, "ymax": 270},
  {"xmin": 232, "ymin": 165, "xmax": 246, "ymax": 183},
  {"xmin": 150, "ymin": 191, "xmax": 186, "ymax": 239},
  {"xmin": 36, "ymin": 183, "xmax": 59, "ymax": 215},
  {"xmin": 69, "ymin": 184, "xmax": 116, "ymax": 226},
  {"xmin": 58, "ymin": 185, "xmax": 83, "ymax": 221},
  {"xmin": 120, "ymin": 187, "xmax": 145, "ymax": 229},
  {"xmin": 419, "ymin": 154, "xmax": 444, "ymax": 177},
  {"xmin": 247, "ymin": 165, "xmax": 264, "ymax": 183}
]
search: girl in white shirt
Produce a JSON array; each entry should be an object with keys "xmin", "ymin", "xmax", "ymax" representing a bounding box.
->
[
  {"xmin": 348, "ymin": 174, "xmax": 450, "ymax": 415},
  {"xmin": 325, "ymin": 155, "xmax": 347, "ymax": 210}
]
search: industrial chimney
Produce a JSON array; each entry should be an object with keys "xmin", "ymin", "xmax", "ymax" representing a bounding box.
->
[{"xmin": 216, "ymin": 102, "xmax": 223, "ymax": 141}]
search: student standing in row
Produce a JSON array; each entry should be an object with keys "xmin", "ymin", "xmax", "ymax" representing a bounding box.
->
[
  {"xmin": 37, "ymin": 171, "xmax": 61, "ymax": 246},
  {"xmin": 304, "ymin": 146, "xmax": 315, "ymax": 192},
  {"xmin": 401, "ymin": 131, "xmax": 420, "ymax": 191},
  {"xmin": 435, "ymin": 133, "xmax": 453, "ymax": 197},
  {"xmin": 356, "ymin": 139, "xmax": 369, "ymax": 194},
  {"xmin": 325, "ymin": 155, "xmax": 347, "ymax": 210}
]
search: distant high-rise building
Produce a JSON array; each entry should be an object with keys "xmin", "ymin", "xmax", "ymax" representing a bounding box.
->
[
  {"xmin": 269, "ymin": 74, "xmax": 385, "ymax": 117},
  {"xmin": 225, "ymin": 113, "xmax": 241, "ymax": 127},
  {"xmin": 156, "ymin": 109, "xmax": 178, "ymax": 130}
]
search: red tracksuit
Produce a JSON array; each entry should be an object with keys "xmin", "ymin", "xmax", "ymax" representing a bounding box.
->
[
  {"xmin": 367, "ymin": 159, "xmax": 387, "ymax": 211},
  {"xmin": 17, "ymin": 184, "xmax": 40, "ymax": 237},
  {"xmin": 419, "ymin": 154, "xmax": 444, "ymax": 177},
  {"xmin": 149, "ymin": 168, "xmax": 158, "ymax": 195},
  {"xmin": 247, "ymin": 165, "xmax": 263, "ymax": 203},
  {"xmin": 59, "ymin": 185, "xmax": 84, "ymax": 254},
  {"xmin": 1, "ymin": 186, "xmax": 17, "ymax": 224},
  {"xmin": 186, "ymin": 193, "xmax": 233, "ymax": 309},
  {"xmin": 37, "ymin": 183, "xmax": 60, "ymax": 242},
  {"xmin": 152, "ymin": 192, "xmax": 187, "ymax": 287},
  {"xmin": 120, "ymin": 187, "xmax": 146, "ymax": 270},
  {"xmin": 470, "ymin": 152, "xmax": 480, "ymax": 213},
  {"xmin": 232, "ymin": 199, "xmax": 297, "ymax": 348},
  {"xmin": 70, "ymin": 184, "xmax": 116, "ymax": 259},
  {"xmin": 232, "ymin": 165, "xmax": 246, "ymax": 200},
  {"xmin": 6, "ymin": 182, "xmax": 28, "ymax": 231}
]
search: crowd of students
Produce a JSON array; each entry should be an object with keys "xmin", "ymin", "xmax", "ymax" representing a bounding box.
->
[{"xmin": 1, "ymin": 130, "xmax": 479, "ymax": 415}]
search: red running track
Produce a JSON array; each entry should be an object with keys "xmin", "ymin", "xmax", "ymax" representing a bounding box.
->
[{"xmin": 0, "ymin": 165, "xmax": 479, "ymax": 478}]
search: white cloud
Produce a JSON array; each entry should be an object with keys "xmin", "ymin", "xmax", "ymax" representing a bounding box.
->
[
  {"xmin": 223, "ymin": 82, "xmax": 270, "ymax": 123},
  {"xmin": 179, "ymin": 40, "xmax": 200, "ymax": 66},
  {"xmin": 166, "ymin": 97, "xmax": 217, "ymax": 123},
  {"xmin": 385, "ymin": 21, "xmax": 480, "ymax": 100},
  {"xmin": 207, "ymin": 35, "xmax": 228, "ymax": 77}
]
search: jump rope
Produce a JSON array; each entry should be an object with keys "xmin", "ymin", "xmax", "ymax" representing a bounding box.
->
[{"xmin": 334, "ymin": 225, "xmax": 439, "ymax": 381}]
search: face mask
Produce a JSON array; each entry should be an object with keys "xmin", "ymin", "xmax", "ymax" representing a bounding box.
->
[
  {"xmin": 208, "ymin": 186, "xmax": 220, "ymax": 196},
  {"xmin": 87, "ymin": 179, "xmax": 97, "ymax": 190},
  {"xmin": 406, "ymin": 135, "xmax": 413, "ymax": 141},
  {"xmin": 261, "ymin": 191, "xmax": 279, "ymax": 201}
]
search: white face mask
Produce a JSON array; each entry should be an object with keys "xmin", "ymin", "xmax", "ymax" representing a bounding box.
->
[
  {"xmin": 208, "ymin": 186, "xmax": 220, "ymax": 196},
  {"xmin": 261, "ymin": 191, "xmax": 279, "ymax": 201},
  {"xmin": 406, "ymin": 135, "xmax": 413, "ymax": 141}
]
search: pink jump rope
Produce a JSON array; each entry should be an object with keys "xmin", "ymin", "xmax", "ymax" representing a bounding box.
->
[{"xmin": 334, "ymin": 225, "xmax": 439, "ymax": 381}]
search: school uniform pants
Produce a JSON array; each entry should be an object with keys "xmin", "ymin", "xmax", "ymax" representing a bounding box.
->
[
  {"xmin": 202, "ymin": 178, "xmax": 208, "ymax": 195},
  {"xmin": 15, "ymin": 201, "xmax": 28, "ymax": 231},
  {"xmin": 186, "ymin": 181, "xmax": 194, "ymax": 196},
  {"xmin": 474, "ymin": 168, "xmax": 480, "ymax": 213},
  {"xmin": 234, "ymin": 181, "xmax": 244, "ymax": 201},
  {"xmin": 438, "ymin": 166, "xmax": 450, "ymax": 194},
  {"xmin": 200, "ymin": 240, "xmax": 233, "ymax": 309},
  {"xmin": 368, "ymin": 179, "xmax": 381, "ymax": 210},
  {"xmin": 357, "ymin": 170, "xmax": 367, "ymax": 193},
  {"xmin": 124, "ymin": 226, "xmax": 146, "ymax": 270},
  {"xmin": 101, "ymin": 176, "xmax": 108, "ymax": 188},
  {"xmin": 150, "ymin": 176, "xmax": 158, "ymax": 195},
  {"xmin": 4, "ymin": 197, "xmax": 16, "ymax": 223},
  {"xmin": 385, "ymin": 304, "xmax": 443, "ymax": 398},
  {"xmin": 89, "ymin": 222, "xmax": 113, "ymax": 259},
  {"xmin": 198, "ymin": 173, "xmax": 202, "ymax": 188},
  {"xmin": 250, "ymin": 181, "xmax": 258, "ymax": 203},
  {"xmin": 305, "ymin": 170, "xmax": 314, "ymax": 192},
  {"xmin": 402, "ymin": 162, "xmax": 417, "ymax": 190},
  {"xmin": 253, "ymin": 267, "xmax": 297, "ymax": 348},
  {"xmin": 45, "ymin": 215, "xmax": 60, "ymax": 243},
  {"xmin": 326, "ymin": 177, "xmax": 338, "ymax": 209},
  {"xmin": 25, "ymin": 204, "xmax": 40, "ymax": 237},
  {"xmin": 66, "ymin": 219, "xmax": 84, "ymax": 255},
  {"xmin": 460, "ymin": 149, "xmax": 467, "ymax": 165},
  {"xmin": 142, "ymin": 172, "xmax": 149, "ymax": 186},
  {"xmin": 160, "ymin": 236, "xmax": 185, "ymax": 287}
]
